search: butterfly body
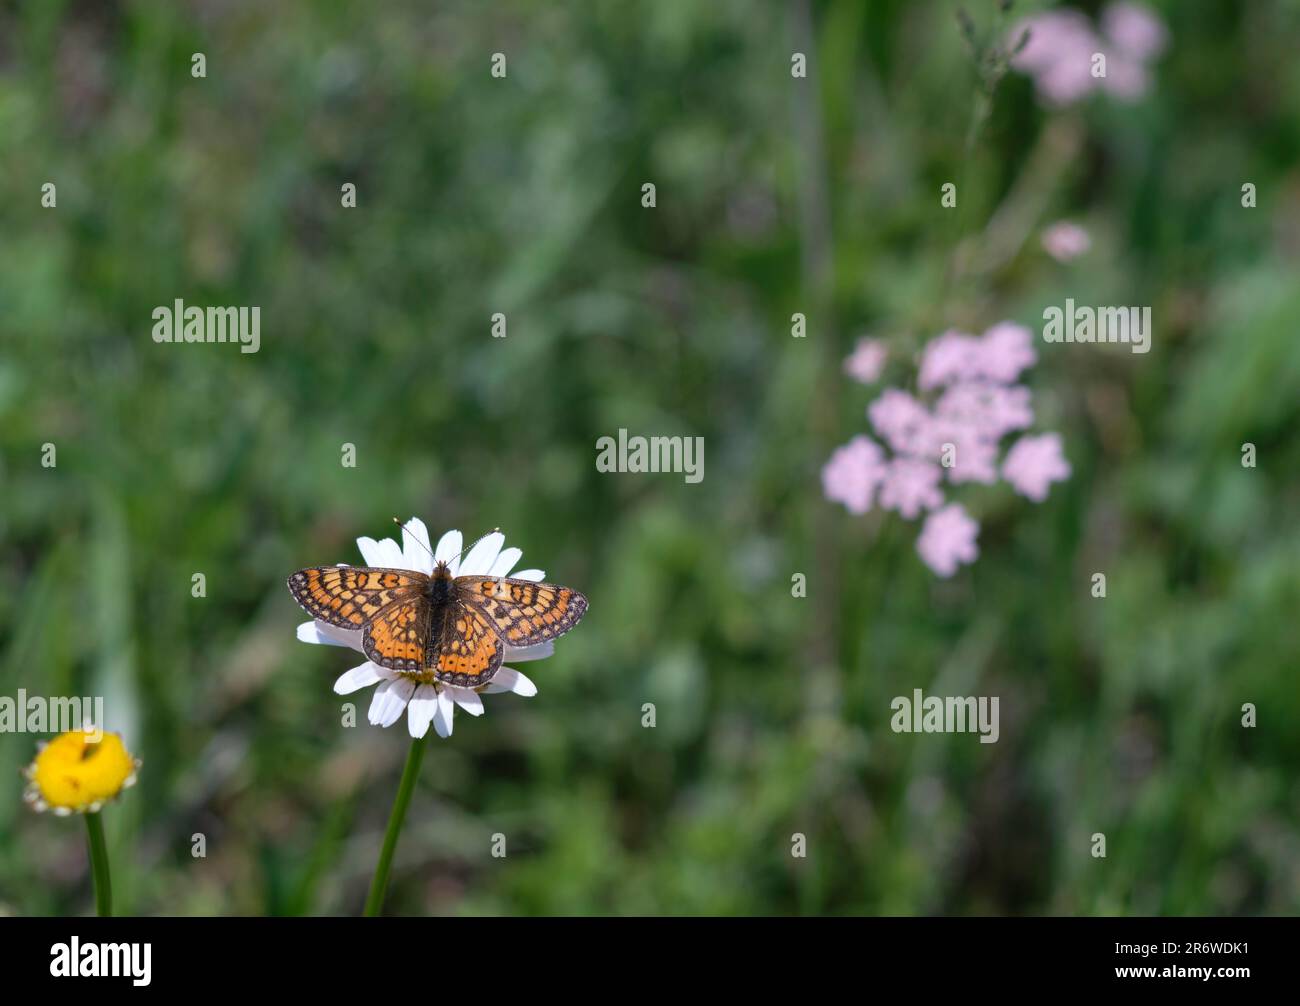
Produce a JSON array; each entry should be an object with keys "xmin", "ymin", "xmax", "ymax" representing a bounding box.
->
[{"xmin": 288, "ymin": 559, "xmax": 587, "ymax": 688}]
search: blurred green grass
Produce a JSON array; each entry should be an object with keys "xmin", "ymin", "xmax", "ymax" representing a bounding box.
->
[{"xmin": 1, "ymin": 0, "xmax": 1299, "ymax": 915}]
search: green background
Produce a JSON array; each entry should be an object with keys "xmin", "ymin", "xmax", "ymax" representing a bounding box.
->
[{"xmin": 1, "ymin": 0, "xmax": 1298, "ymax": 915}]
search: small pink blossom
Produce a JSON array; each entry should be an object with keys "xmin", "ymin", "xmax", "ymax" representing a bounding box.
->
[
  {"xmin": 918, "ymin": 330, "xmax": 981, "ymax": 390},
  {"xmin": 935, "ymin": 382, "xmax": 1034, "ymax": 440},
  {"xmin": 878, "ymin": 458, "xmax": 944, "ymax": 519},
  {"xmin": 916, "ymin": 503, "xmax": 980, "ymax": 577},
  {"xmin": 821, "ymin": 435, "xmax": 887, "ymax": 514},
  {"xmin": 920, "ymin": 324, "xmax": 1035, "ymax": 389},
  {"xmin": 868, "ymin": 388, "xmax": 934, "ymax": 456},
  {"xmin": 1011, "ymin": 11, "xmax": 1100, "ymax": 107},
  {"xmin": 930, "ymin": 422, "xmax": 1000, "ymax": 485},
  {"xmin": 1102, "ymin": 2, "xmax": 1168, "ymax": 61},
  {"xmin": 1011, "ymin": 4, "xmax": 1167, "ymax": 106},
  {"xmin": 977, "ymin": 322, "xmax": 1037, "ymax": 384},
  {"xmin": 1002, "ymin": 433, "xmax": 1071, "ymax": 502},
  {"xmin": 843, "ymin": 337, "xmax": 888, "ymax": 384},
  {"xmin": 1041, "ymin": 221, "xmax": 1092, "ymax": 262},
  {"xmin": 1100, "ymin": 53, "xmax": 1151, "ymax": 100}
]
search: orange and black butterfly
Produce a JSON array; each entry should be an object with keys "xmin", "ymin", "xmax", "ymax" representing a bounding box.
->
[{"xmin": 287, "ymin": 544, "xmax": 587, "ymax": 688}]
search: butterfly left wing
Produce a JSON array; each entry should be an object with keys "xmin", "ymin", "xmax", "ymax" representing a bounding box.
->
[
  {"xmin": 454, "ymin": 576, "xmax": 588, "ymax": 649},
  {"xmin": 363, "ymin": 596, "xmax": 432, "ymax": 673},
  {"xmin": 431, "ymin": 598, "xmax": 504, "ymax": 687},
  {"xmin": 287, "ymin": 566, "xmax": 427, "ymax": 630}
]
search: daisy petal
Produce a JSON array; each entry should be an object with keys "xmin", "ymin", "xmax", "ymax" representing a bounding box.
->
[
  {"xmin": 356, "ymin": 536, "xmax": 387, "ymax": 566},
  {"xmin": 334, "ymin": 661, "xmax": 388, "ymax": 695},
  {"xmin": 483, "ymin": 667, "xmax": 538, "ymax": 696},
  {"xmin": 488, "ymin": 547, "xmax": 522, "ymax": 577},
  {"xmin": 433, "ymin": 687, "xmax": 456, "ymax": 738},
  {"xmin": 375, "ymin": 537, "xmax": 406, "ymax": 569},
  {"xmin": 406, "ymin": 684, "xmax": 438, "ymax": 738},
  {"xmin": 503, "ymin": 641, "xmax": 554, "ymax": 662},
  {"xmin": 511, "ymin": 568, "xmax": 545, "ymax": 582},
  {"xmin": 298, "ymin": 620, "xmax": 353, "ymax": 647},
  {"xmin": 367, "ymin": 680, "xmax": 394, "ymax": 724},
  {"xmin": 435, "ymin": 530, "xmax": 464, "ymax": 576},
  {"xmin": 401, "ymin": 517, "xmax": 435, "ymax": 575},
  {"xmin": 449, "ymin": 687, "xmax": 485, "ymax": 716},
  {"xmin": 460, "ymin": 532, "xmax": 505, "ymax": 576},
  {"xmin": 369, "ymin": 678, "xmax": 416, "ymax": 727}
]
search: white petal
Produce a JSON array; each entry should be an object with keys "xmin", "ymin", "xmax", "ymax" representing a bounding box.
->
[
  {"xmin": 298, "ymin": 620, "xmax": 347, "ymax": 647},
  {"xmin": 503, "ymin": 641, "xmax": 554, "ymax": 662},
  {"xmin": 334, "ymin": 661, "xmax": 388, "ymax": 694},
  {"xmin": 406, "ymin": 684, "xmax": 438, "ymax": 738},
  {"xmin": 433, "ymin": 686, "xmax": 456, "ymax": 738},
  {"xmin": 366, "ymin": 680, "xmax": 393, "ymax": 723},
  {"xmin": 368, "ymin": 678, "xmax": 416, "ymax": 727},
  {"xmin": 511, "ymin": 568, "xmax": 545, "ymax": 582},
  {"xmin": 482, "ymin": 667, "xmax": 538, "ymax": 696},
  {"xmin": 299, "ymin": 619, "xmax": 364, "ymax": 651},
  {"xmin": 459, "ymin": 532, "xmax": 504, "ymax": 576},
  {"xmin": 401, "ymin": 518, "xmax": 435, "ymax": 575},
  {"xmin": 488, "ymin": 547, "xmax": 522, "ymax": 577},
  {"xmin": 375, "ymin": 537, "xmax": 407, "ymax": 569},
  {"xmin": 449, "ymin": 687, "xmax": 484, "ymax": 716},
  {"xmin": 356, "ymin": 536, "xmax": 387, "ymax": 565},
  {"xmin": 435, "ymin": 529, "xmax": 463, "ymax": 576}
]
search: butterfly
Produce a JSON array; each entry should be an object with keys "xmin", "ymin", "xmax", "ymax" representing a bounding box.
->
[{"xmin": 287, "ymin": 544, "xmax": 587, "ymax": 688}]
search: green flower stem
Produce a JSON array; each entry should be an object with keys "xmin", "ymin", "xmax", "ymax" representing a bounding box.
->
[
  {"xmin": 85, "ymin": 811, "xmax": 112, "ymax": 917},
  {"xmin": 364, "ymin": 734, "xmax": 426, "ymax": 917}
]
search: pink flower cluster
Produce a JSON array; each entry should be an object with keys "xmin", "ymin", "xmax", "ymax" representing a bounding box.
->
[
  {"xmin": 1010, "ymin": 2, "xmax": 1168, "ymax": 107},
  {"xmin": 1041, "ymin": 220, "xmax": 1091, "ymax": 262},
  {"xmin": 822, "ymin": 323, "xmax": 1071, "ymax": 577}
]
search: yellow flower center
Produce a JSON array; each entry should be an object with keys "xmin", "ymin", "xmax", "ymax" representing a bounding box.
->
[{"xmin": 31, "ymin": 730, "xmax": 136, "ymax": 811}]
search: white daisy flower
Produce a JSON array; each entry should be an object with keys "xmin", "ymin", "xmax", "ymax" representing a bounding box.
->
[{"xmin": 294, "ymin": 518, "xmax": 552, "ymax": 739}]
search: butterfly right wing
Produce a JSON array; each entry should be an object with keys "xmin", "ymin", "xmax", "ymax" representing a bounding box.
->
[
  {"xmin": 430, "ymin": 598, "xmax": 504, "ymax": 688},
  {"xmin": 287, "ymin": 566, "xmax": 426, "ymax": 631},
  {"xmin": 454, "ymin": 576, "xmax": 588, "ymax": 648}
]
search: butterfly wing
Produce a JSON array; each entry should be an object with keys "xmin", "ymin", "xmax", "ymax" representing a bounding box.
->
[
  {"xmin": 454, "ymin": 576, "xmax": 588, "ymax": 648},
  {"xmin": 287, "ymin": 566, "xmax": 426, "ymax": 630},
  {"xmin": 363, "ymin": 595, "xmax": 433, "ymax": 673},
  {"xmin": 431, "ymin": 598, "xmax": 504, "ymax": 687}
]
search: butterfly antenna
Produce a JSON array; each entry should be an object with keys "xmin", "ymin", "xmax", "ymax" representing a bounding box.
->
[
  {"xmin": 392, "ymin": 520, "xmax": 502, "ymax": 566},
  {"xmin": 456, "ymin": 527, "xmax": 502, "ymax": 562},
  {"xmin": 392, "ymin": 517, "xmax": 438, "ymax": 561}
]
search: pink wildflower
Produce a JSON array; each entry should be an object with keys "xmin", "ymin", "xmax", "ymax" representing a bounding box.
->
[
  {"xmin": 1102, "ymin": 2, "xmax": 1168, "ymax": 61},
  {"xmin": 977, "ymin": 322, "xmax": 1037, "ymax": 384},
  {"xmin": 868, "ymin": 388, "xmax": 934, "ymax": 457},
  {"xmin": 935, "ymin": 382, "xmax": 1034, "ymax": 440},
  {"xmin": 1041, "ymin": 221, "xmax": 1092, "ymax": 262},
  {"xmin": 918, "ymin": 330, "xmax": 981, "ymax": 390},
  {"xmin": 1002, "ymin": 433, "xmax": 1071, "ymax": 502},
  {"xmin": 821, "ymin": 435, "xmax": 888, "ymax": 514},
  {"xmin": 843, "ymin": 337, "xmax": 888, "ymax": 384},
  {"xmin": 916, "ymin": 503, "xmax": 980, "ymax": 577},
  {"xmin": 878, "ymin": 457, "xmax": 944, "ymax": 519}
]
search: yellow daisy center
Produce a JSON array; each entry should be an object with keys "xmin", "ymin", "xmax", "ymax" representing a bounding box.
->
[{"xmin": 30, "ymin": 730, "xmax": 137, "ymax": 812}]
